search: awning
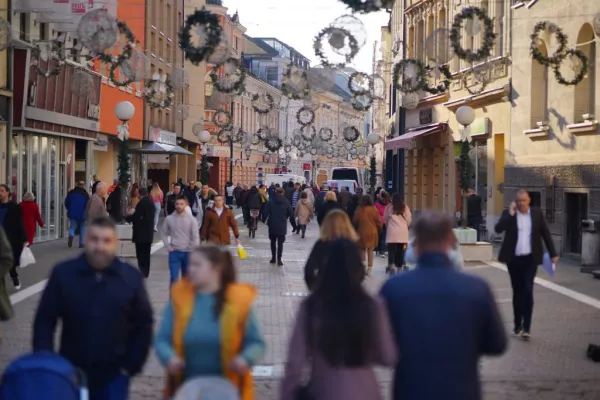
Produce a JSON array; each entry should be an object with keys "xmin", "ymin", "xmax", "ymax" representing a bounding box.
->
[
  {"xmin": 129, "ymin": 142, "xmax": 193, "ymax": 155},
  {"xmin": 385, "ymin": 123, "xmax": 447, "ymax": 151}
]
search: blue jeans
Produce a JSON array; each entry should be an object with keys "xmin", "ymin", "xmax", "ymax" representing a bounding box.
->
[
  {"xmin": 153, "ymin": 202, "xmax": 161, "ymax": 230},
  {"xmin": 168, "ymin": 251, "xmax": 189, "ymax": 284},
  {"xmin": 89, "ymin": 373, "xmax": 130, "ymax": 400},
  {"xmin": 68, "ymin": 218, "xmax": 86, "ymax": 246}
]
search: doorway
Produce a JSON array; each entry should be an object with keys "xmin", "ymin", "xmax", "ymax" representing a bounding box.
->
[{"xmin": 564, "ymin": 192, "xmax": 588, "ymax": 254}]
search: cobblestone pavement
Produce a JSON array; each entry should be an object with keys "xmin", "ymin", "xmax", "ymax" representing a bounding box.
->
[{"xmin": 1, "ymin": 216, "xmax": 600, "ymax": 399}]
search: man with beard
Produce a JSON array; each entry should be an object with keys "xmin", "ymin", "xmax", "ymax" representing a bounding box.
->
[{"xmin": 33, "ymin": 217, "xmax": 154, "ymax": 399}]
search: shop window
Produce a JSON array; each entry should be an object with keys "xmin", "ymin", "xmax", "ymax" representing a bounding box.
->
[
  {"xmin": 530, "ymin": 41, "xmax": 549, "ymax": 127},
  {"xmin": 574, "ymin": 24, "xmax": 596, "ymax": 123}
]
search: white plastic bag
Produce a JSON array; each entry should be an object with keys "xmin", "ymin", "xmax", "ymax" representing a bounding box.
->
[{"xmin": 20, "ymin": 246, "xmax": 36, "ymax": 268}]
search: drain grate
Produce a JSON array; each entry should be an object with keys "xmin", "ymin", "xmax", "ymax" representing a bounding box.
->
[
  {"xmin": 282, "ymin": 292, "xmax": 309, "ymax": 297},
  {"xmin": 252, "ymin": 365, "xmax": 274, "ymax": 377}
]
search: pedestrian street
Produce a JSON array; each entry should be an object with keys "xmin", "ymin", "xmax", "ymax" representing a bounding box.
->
[{"xmin": 1, "ymin": 217, "xmax": 600, "ymax": 399}]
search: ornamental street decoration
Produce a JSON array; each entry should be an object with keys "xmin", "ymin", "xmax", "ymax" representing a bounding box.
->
[
  {"xmin": 179, "ymin": 8, "xmax": 223, "ymax": 66},
  {"xmin": 450, "ymin": 7, "xmax": 495, "ymax": 63}
]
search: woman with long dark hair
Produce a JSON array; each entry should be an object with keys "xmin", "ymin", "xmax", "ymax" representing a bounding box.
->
[
  {"xmin": 281, "ymin": 239, "xmax": 397, "ymax": 399},
  {"xmin": 384, "ymin": 192, "xmax": 412, "ymax": 273},
  {"xmin": 155, "ymin": 245, "xmax": 266, "ymax": 399}
]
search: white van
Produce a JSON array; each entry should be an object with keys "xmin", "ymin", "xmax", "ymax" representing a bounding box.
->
[
  {"xmin": 325, "ymin": 180, "xmax": 358, "ymax": 194},
  {"xmin": 264, "ymin": 174, "xmax": 306, "ymax": 187},
  {"xmin": 331, "ymin": 167, "xmax": 363, "ymax": 188}
]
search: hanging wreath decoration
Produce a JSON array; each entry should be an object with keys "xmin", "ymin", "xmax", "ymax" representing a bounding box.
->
[
  {"xmin": 217, "ymin": 127, "xmax": 234, "ymax": 144},
  {"xmin": 251, "ymin": 92, "xmax": 274, "ymax": 115},
  {"xmin": 257, "ymin": 127, "xmax": 271, "ymax": 141},
  {"xmin": 213, "ymin": 109, "xmax": 232, "ymax": 128},
  {"xmin": 301, "ymin": 125, "xmax": 316, "ymax": 141},
  {"xmin": 343, "ymin": 126, "xmax": 360, "ymax": 142},
  {"xmin": 96, "ymin": 20, "xmax": 137, "ymax": 87},
  {"xmin": 296, "ymin": 107, "xmax": 315, "ymax": 126},
  {"xmin": 423, "ymin": 64, "xmax": 452, "ymax": 95},
  {"xmin": 351, "ymin": 92, "xmax": 373, "ymax": 111},
  {"xmin": 393, "ymin": 58, "xmax": 427, "ymax": 93},
  {"xmin": 179, "ymin": 8, "xmax": 223, "ymax": 66},
  {"xmin": 461, "ymin": 68, "xmax": 488, "ymax": 95},
  {"xmin": 347, "ymin": 71, "xmax": 372, "ymax": 95},
  {"xmin": 339, "ymin": 0, "xmax": 394, "ymax": 14},
  {"xmin": 144, "ymin": 77, "xmax": 174, "ymax": 108},
  {"xmin": 265, "ymin": 136, "xmax": 282, "ymax": 152},
  {"xmin": 319, "ymin": 127, "xmax": 334, "ymax": 141},
  {"xmin": 450, "ymin": 7, "xmax": 496, "ymax": 63},
  {"xmin": 281, "ymin": 65, "xmax": 311, "ymax": 100},
  {"xmin": 530, "ymin": 21, "xmax": 568, "ymax": 67},
  {"xmin": 33, "ymin": 39, "xmax": 67, "ymax": 77},
  {"xmin": 209, "ymin": 57, "xmax": 246, "ymax": 94},
  {"xmin": 553, "ymin": 49, "xmax": 588, "ymax": 86},
  {"xmin": 313, "ymin": 26, "xmax": 359, "ymax": 69}
]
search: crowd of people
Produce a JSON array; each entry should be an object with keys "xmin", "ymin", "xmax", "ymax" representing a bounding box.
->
[{"xmin": 0, "ymin": 176, "xmax": 560, "ymax": 400}]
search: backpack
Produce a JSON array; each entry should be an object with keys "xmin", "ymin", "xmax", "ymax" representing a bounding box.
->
[{"xmin": 0, "ymin": 352, "xmax": 87, "ymax": 400}]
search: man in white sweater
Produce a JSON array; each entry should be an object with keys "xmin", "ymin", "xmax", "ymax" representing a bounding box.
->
[{"xmin": 161, "ymin": 196, "xmax": 199, "ymax": 284}]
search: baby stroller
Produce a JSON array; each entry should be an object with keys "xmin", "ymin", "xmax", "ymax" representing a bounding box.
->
[
  {"xmin": 0, "ymin": 352, "xmax": 88, "ymax": 400},
  {"xmin": 173, "ymin": 377, "xmax": 240, "ymax": 400}
]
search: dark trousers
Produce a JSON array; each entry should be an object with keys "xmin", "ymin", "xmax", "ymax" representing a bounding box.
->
[
  {"xmin": 297, "ymin": 225, "xmax": 307, "ymax": 237},
  {"xmin": 376, "ymin": 225, "xmax": 387, "ymax": 253},
  {"xmin": 89, "ymin": 372, "xmax": 130, "ymax": 400},
  {"xmin": 226, "ymin": 195, "xmax": 233, "ymax": 206},
  {"xmin": 269, "ymin": 234, "xmax": 285, "ymax": 261},
  {"xmin": 259, "ymin": 202, "xmax": 267, "ymax": 222},
  {"xmin": 507, "ymin": 254, "xmax": 537, "ymax": 332},
  {"xmin": 243, "ymin": 207, "xmax": 250, "ymax": 224},
  {"xmin": 388, "ymin": 243, "xmax": 407, "ymax": 267},
  {"xmin": 290, "ymin": 211, "xmax": 298, "ymax": 231},
  {"xmin": 135, "ymin": 242, "xmax": 152, "ymax": 278},
  {"xmin": 9, "ymin": 265, "xmax": 18, "ymax": 279},
  {"xmin": 468, "ymin": 216, "xmax": 481, "ymax": 241}
]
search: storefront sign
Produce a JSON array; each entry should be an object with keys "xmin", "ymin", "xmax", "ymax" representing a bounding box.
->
[
  {"xmin": 205, "ymin": 145, "xmax": 229, "ymax": 158},
  {"xmin": 149, "ymin": 127, "xmax": 177, "ymax": 145},
  {"xmin": 302, "ymin": 163, "xmax": 311, "ymax": 171},
  {"xmin": 93, "ymin": 134, "xmax": 108, "ymax": 151}
]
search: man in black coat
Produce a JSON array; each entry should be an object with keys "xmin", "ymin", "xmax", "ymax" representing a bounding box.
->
[
  {"xmin": 33, "ymin": 217, "xmax": 153, "ymax": 398},
  {"xmin": 126, "ymin": 188, "xmax": 155, "ymax": 278},
  {"xmin": 0, "ymin": 184, "xmax": 27, "ymax": 289},
  {"xmin": 495, "ymin": 189, "xmax": 558, "ymax": 340},
  {"xmin": 264, "ymin": 188, "xmax": 293, "ymax": 266},
  {"xmin": 467, "ymin": 188, "xmax": 483, "ymax": 240}
]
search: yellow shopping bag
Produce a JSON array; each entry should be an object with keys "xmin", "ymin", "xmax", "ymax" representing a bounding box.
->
[{"xmin": 237, "ymin": 244, "xmax": 248, "ymax": 260}]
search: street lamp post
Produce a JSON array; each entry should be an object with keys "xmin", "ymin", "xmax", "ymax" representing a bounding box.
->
[
  {"xmin": 455, "ymin": 105, "xmax": 475, "ymax": 229},
  {"xmin": 115, "ymin": 101, "xmax": 135, "ymax": 222},
  {"xmin": 198, "ymin": 130, "xmax": 211, "ymax": 184}
]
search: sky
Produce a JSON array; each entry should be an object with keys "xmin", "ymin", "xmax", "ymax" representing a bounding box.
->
[{"xmin": 219, "ymin": 0, "xmax": 389, "ymax": 73}]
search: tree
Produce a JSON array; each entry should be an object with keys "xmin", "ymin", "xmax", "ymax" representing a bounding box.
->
[
  {"xmin": 369, "ymin": 155, "xmax": 377, "ymax": 195},
  {"xmin": 200, "ymin": 154, "xmax": 210, "ymax": 185}
]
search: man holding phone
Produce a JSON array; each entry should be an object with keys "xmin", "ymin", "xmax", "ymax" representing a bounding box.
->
[{"xmin": 495, "ymin": 189, "xmax": 558, "ymax": 340}]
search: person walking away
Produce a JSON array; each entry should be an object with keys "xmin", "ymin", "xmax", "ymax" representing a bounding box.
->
[
  {"xmin": 352, "ymin": 195, "xmax": 382, "ymax": 276},
  {"xmin": 374, "ymin": 190, "xmax": 390, "ymax": 257},
  {"xmin": 233, "ymin": 183, "xmax": 243, "ymax": 208},
  {"xmin": 126, "ymin": 188, "xmax": 155, "ymax": 278},
  {"xmin": 494, "ymin": 189, "xmax": 558, "ymax": 340},
  {"xmin": 314, "ymin": 186, "xmax": 327, "ymax": 215},
  {"xmin": 258, "ymin": 185, "xmax": 268, "ymax": 222},
  {"xmin": 129, "ymin": 183, "xmax": 140, "ymax": 214},
  {"xmin": 225, "ymin": 181, "xmax": 235, "ymax": 206},
  {"xmin": 165, "ymin": 183, "xmax": 182, "ymax": 216},
  {"xmin": 281, "ymin": 238, "xmax": 397, "ymax": 400},
  {"xmin": 155, "ymin": 245, "xmax": 265, "ymax": 399},
  {"xmin": 337, "ymin": 187, "xmax": 352, "ymax": 211},
  {"xmin": 347, "ymin": 187, "xmax": 364, "ymax": 221},
  {"xmin": 304, "ymin": 210, "xmax": 358, "ymax": 290},
  {"xmin": 65, "ymin": 181, "xmax": 90, "ymax": 248},
  {"xmin": 263, "ymin": 188, "xmax": 293, "ymax": 266},
  {"xmin": 384, "ymin": 193, "xmax": 412, "ymax": 274},
  {"xmin": 0, "ymin": 226, "xmax": 14, "ymax": 343},
  {"xmin": 380, "ymin": 211, "xmax": 507, "ymax": 400},
  {"xmin": 200, "ymin": 195, "xmax": 240, "ymax": 246},
  {"xmin": 316, "ymin": 191, "xmax": 342, "ymax": 226},
  {"xmin": 290, "ymin": 183, "xmax": 302, "ymax": 233},
  {"xmin": 162, "ymin": 196, "xmax": 199, "ymax": 284},
  {"xmin": 107, "ymin": 181, "xmax": 123, "ymax": 223},
  {"xmin": 284, "ymin": 179, "xmax": 295, "ymax": 203},
  {"xmin": 467, "ymin": 188, "xmax": 483, "ymax": 240},
  {"xmin": 0, "ymin": 184, "xmax": 28, "ymax": 290},
  {"xmin": 244, "ymin": 186, "xmax": 262, "ymax": 229},
  {"xmin": 86, "ymin": 182, "xmax": 107, "ymax": 224},
  {"xmin": 240, "ymin": 185, "xmax": 250, "ymax": 225},
  {"xmin": 20, "ymin": 192, "xmax": 45, "ymax": 246},
  {"xmin": 294, "ymin": 192, "xmax": 313, "ymax": 238},
  {"xmin": 267, "ymin": 183, "xmax": 276, "ymax": 199},
  {"xmin": 149, "ymin": 182, "xmax": 164, "ymax": 232},
  {"xmin": 302, "ymin": 184, "xmax": 314, "ymax": 206},
  {"xmin": 91, "ymin": 174, "xmax": 100, "ymax": 195},
  {"xmin": 33, "ymin": 217, "xmax": 154, "ymax": 399}
]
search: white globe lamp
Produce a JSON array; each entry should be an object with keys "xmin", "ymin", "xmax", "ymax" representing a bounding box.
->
[
  {"xmin": 115, "ymin": 101, "xmax": 135, "ymax": 122},
  {"xmin": 198, "ymin": 130, "xmax": 211, "ymax": 144},
  {"xmin": 366, "ymin": 133, "xmax": 380, "ymax": 146},
  {"xmin": 455, "ymin": 105, "xmax": 475, "ymax": 127}
]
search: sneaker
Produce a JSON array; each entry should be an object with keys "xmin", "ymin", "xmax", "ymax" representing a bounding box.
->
[
  {"xmin": 12, "ymin": 277, "xmax": 21, "ymax": 290},
  {"xmin": 269, "ymin": 259, "xmax": 276, "ymax": 264},
  {"xmin": 68, "ymin": 236, "xmax": 73, "ymax": 248},
  {"xmin": 522, "ymin": 331, "xmax": 531, "ymax": 341},
  {"xmin": 277, "ymin": 260, "xmax": 284, "ymax": 267},
  {"xmin": 511, "ymin": 329, "xmax": 522, "ymax": 338},
  {"xmin": 379, "ymin": 253, "xmax": 387, "ymax": 258}
]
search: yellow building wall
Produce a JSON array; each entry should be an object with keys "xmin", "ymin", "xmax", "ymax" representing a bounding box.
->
[{"xmin": 96, "ymin": 142, "xmax": 117, "ymax": 185}]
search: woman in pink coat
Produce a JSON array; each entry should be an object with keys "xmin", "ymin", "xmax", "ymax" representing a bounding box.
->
[
  {"xmin": 374, "ymin": 190, "xmax": 390, "ymax": 257},
  {"xmin": 383, "ymin": 192, "xmax": 412, "ymax": 274}
]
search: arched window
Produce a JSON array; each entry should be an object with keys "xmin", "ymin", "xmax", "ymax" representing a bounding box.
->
[
  {"xmin": 574, "ymin": 24, "xmax": 596, "ymax": 122},
  {"xmin": 417, "ymin": 20, "xmax": 424, "ymax": 60},
  {"xmin": 530, "ymin": 41, "xmax": 549, "ymax": 127},
  {"xmin": 408, "ymin": 25, "xmax": 415, "ymax": 58}
]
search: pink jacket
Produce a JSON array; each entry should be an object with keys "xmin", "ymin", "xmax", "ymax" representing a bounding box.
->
[
  {"xmin": 374, "ymin": 201, "xmax": 388, "ymax": 223},
  {"xmin": 384, "ymin": 205, "xmax": 412, "ymax": 244}
]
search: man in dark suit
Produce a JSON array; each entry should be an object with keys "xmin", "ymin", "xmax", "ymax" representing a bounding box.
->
[
  {"xmin": 126, "ymin": 188, "xmax": 155, "ymax": 278},
  {"xmin": 467, "ymin": 188, "xmax": 483, "ymax": 240},
  {"xmin": 495, "ymin": 188, "xmax": 558, "ymax": 340}
]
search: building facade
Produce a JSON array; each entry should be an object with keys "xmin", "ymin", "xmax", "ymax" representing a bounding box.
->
[{"xmin": 505, "ymin": 2, "xmax": 599, "ymax": 256}]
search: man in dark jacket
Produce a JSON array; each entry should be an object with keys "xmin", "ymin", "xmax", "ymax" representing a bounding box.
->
[
  {"xmin": 107, "ymin": 182, "xmax": 123, "ymax": 223},
  {"xmin": 264, "ymin": 188, "xmax": 293, "ymax": 266},
  {"xmin": 267, "ymin": 183, "xmax": 276, "ymax": 199},
  {"xmin": 240, "ymin": 185, "xmax": 250, "ymax": 224},
  {"xmin": 33, "ymin": 217, "xmax": 153, "ymax": 398},
  {"xmin": 380, "ymin": 211, "xmax": 506, "ymax": 400},
  {"xmin": 467, "ymin": 188, "xmax": 483, "ymax": 240},
  {"xmin": 65, "ymin": 181, "xmax": 90, "ymax": 249},
  {"xmin": 126, "ymin": 188, "xmax": 155, "ymax": 278},
  {"xmin": 284, "ymin": 179, "xmax": 296, "ymax": 203},
  {"xmin": 0, "ymin": 184, "xmax": 27, "ymax": 289},
  {"xmin": 244, "ymin": 186, "xmax": 262, "ymax": 228},
  {"xmin": 233, "ymin": 183, "xmax": 243, "ymax": 208},
  {"xmin": 164, "ymin": 183, "xmax": 182, "ymax": 216}
]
